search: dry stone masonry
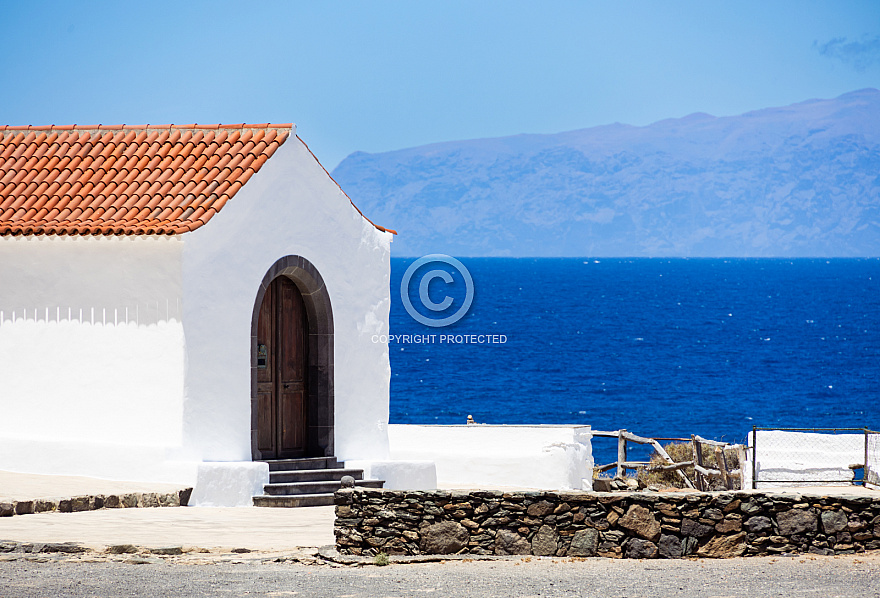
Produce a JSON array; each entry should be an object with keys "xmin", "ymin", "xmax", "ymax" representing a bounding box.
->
[
  {"xmin": 0, "ymin": 489, "xmax": 192, "ymax": 518},
  {"xmin": 334, "ymin": 488, "xmax": 880, "ymax": 558}
]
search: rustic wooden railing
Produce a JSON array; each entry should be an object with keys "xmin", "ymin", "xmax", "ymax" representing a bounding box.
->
[{"xmin": 592, "ymin": 430, "xmax": 745, "ymax": 490}]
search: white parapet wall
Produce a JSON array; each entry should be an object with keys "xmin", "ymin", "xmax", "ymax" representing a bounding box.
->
[
  {"xmin": 343, "ymin": 460, "xmax": 438, "ymax": 491},
  {"xmin": 386, "ymin": 424, "xmax": 593, "ymax": 491},
  {"xmin": 743, "ymin": 430, "xmax": 866, "ymax": 488}
]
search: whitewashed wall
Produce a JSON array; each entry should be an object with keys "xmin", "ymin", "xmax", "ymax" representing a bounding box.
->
[
  {"xmin": 181, "ymin": 134, "xmax": 394, "ymax": 463},
  {"xmin": 387, "ymin": 424, "xmax": 593, "ymax": 490},
  {"xmin": 0, "ymin": 235, "xmax": 189, "ymax": 480},
  {"xmin": 344, "ymin": 459, "xmax": 438, "ymax": 491}
]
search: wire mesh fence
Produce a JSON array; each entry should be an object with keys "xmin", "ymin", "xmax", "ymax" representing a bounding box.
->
[
  {"xmin": 748, "ymin": 427, "xmax": 875, "ymax": 489},
  {"xmin": 867, "ymin": 429, "xmax": 880, "ymax": 490}
]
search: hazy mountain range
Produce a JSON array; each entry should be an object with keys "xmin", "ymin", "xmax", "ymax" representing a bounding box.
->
[{"xmin": 332, "ymin": 89, "xmax": 880, "ymax": 257}]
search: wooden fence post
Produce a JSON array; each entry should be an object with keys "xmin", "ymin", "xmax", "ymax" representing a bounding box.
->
[
  {"xmin": 735, "ymin": 444, "xmax": 747, "ymax": 490},
  {"xmin": 617, "ymin": 430, "xmax": 627, "ymax": 479},
  {"xmin": 691, "ymin": 435, "xmax": 705, "ymax": 491},
  {"xmin": 715, "ymin": 446, "xmax": 731, "ymax": 489}
]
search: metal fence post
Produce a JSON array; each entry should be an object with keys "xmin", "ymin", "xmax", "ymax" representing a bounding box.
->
[{"xmin": 751, "ymin": 425, "xmax": 757, "ymax": 490}]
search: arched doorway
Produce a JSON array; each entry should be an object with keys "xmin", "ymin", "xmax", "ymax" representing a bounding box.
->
[{"xmin": 250, "ymin": 256, "xmax": 334, "ymax": 460}]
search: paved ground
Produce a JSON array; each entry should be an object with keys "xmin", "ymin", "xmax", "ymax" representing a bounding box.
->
[{"xmin": 1, "ymin": 551, "xmax": 879, "ymax": 598}]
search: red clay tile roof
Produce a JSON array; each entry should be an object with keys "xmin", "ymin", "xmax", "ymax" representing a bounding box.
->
[
  {"xmin": 0, "ymin": 123, "xmax": 348, "ymax": 237},
  {"xmin": 0, "ymin": 123, "xmax": 395, "ymax": 236}
]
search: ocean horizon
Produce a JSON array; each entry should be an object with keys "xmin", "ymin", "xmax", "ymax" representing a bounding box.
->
[{"xmin": 387, "ymin": 257, "xmax": 880, "ymax": 466}]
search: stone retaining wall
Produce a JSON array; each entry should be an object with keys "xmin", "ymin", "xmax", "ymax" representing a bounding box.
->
[
  {"xmin": 0, "ymin": 488, "xmax": 192, "ymax": 517},
  {"xmin": 334, "ymin": 488, "xmax": 880, "ymax": 558}
]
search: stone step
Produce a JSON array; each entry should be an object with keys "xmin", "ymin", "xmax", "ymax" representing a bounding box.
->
[
  {"xmin": 263, "ymin": 479, "xmax": 384, "ymax": 496},
  {"xmin": 262, "ymin": 457, "xmax": 339, "ymax": 472},
  {"xmin": 269, "ymin": 468, "xmax": 365, "ymax": 484},
  {"xmin": 253, "ymin": 494, "xmax": 336, "ymax": 508}
]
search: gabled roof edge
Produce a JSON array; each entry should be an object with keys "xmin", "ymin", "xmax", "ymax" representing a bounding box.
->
[
  {"xmin": 295, "ymin": 135, "xmax": 397, "ymax": 236},
  {"xmin": 0, "ymin": 123, "xmax": 294, "ymax": 134}
]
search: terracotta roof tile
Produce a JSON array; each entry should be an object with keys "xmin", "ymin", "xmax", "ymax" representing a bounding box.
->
[
  {"xmin": 21, "ymin": 124, "xmax": 292, "ymax": 235},
  {"xmin": 11, "ymin": 123, "xmax": 290, "ymax": 236},
  {"xmin": 0, "ymin": 122, "xmax": 393, "ymax": 236}
]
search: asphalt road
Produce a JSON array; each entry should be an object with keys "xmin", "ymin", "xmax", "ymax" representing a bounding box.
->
[{"xmin": 2, "ymin": 551, "xmax": 879, "ymax": 598}]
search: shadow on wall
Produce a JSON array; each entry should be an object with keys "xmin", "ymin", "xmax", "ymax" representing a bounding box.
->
[
  {"xmin": 0, "ymin": 300, "xmax": 181, "ymax": 328},
  {"xmin": 0, "ymin": 235, "xmax": 184, "ymax": 328},
  {"xmin": 0, "ymin": 236, "xmax": 187, "ymax": 449}
]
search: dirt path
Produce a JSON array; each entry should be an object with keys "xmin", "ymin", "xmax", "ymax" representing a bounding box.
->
[{"xmin": 2, "ymin": 548, "xmax": 878, "ymax": 598}]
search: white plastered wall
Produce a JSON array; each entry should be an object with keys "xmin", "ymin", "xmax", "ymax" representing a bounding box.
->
[
  {"xmin": 0, "ymin": 235, "xmax": 191, "ymax": 482},
  {"xmin": 180, "ymin": 133, "xmax": 394, "ymax": 464},
  {"xmin": 387, "ymin": 424, "xmax": 593, "ymax": 490}
]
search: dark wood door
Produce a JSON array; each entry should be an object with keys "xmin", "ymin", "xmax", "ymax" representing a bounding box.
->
[{"xmin": 256, "ymin": 277, "xmax": 309, "ymax": 459}]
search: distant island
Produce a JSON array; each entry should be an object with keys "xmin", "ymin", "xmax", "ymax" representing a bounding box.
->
[{"xmin": 333, "ymin": 89, "xmax": 880, "ymax": 257}]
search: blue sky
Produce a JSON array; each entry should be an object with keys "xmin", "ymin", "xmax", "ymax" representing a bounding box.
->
[{"xmin": 2, "ymin": 1, "xmax": 879, "ymax": 169}]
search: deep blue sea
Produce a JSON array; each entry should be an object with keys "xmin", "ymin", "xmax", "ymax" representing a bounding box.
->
[{"xmin": 388, "ymin": 258, "xmax": 880, "ymax": 466}]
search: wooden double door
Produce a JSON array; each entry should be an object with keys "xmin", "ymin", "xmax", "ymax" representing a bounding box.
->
[{"xmin": 257, "ymin": 277, "xmax": 309, "ymax": 459}]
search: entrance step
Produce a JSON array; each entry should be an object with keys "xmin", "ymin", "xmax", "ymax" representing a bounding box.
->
[
  {"xmin": 266, "ymin": 457, "xmax": 340, "ymax": 472},
  {"xmin": 254, "ymin": 457, "xmax": 384, "ymax": 508},
  {"xmin": 268, "ymin": 468, "xmax": 366, "ymax": 484},
  {"xmin": 264, "ymin": 479, "xmax": 384, "ymax": 496}
]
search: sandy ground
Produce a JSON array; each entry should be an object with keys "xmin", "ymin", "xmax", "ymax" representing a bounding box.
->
[
  {"xmin": 2, "ymin": 551, "xmax": 880, "ymax": 598},
  {"xmin": 0, "ymin": 506, "xmax": 335, "ymax": 550},
  {"xmin": 0, "ymin": 470, "xmax": 333, "ymax": 550}
]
